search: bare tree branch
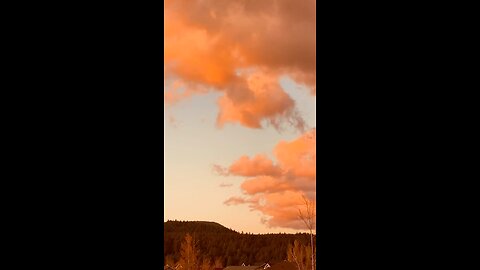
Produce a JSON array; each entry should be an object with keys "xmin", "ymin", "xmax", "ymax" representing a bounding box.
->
[{"xmin": 298, "ymin": 196, "xmax": 316, "ymax": 270}]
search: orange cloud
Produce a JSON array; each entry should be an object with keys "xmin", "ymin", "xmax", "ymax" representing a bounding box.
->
[
  {"xmin": 221, "ymin": 129, "xmax": 316, "ymax": 230},
  {"xmin": 255, "ymin": 191, "xmax": 308, "ymax": 230},
  {"xmin": 240, "ymin": 176, "xmax": 292, "ymax": 195},
  {"xmin": 228, "ymin": 154, "xmax": 282, "ymax": 177},
  {"xmin": 165, "ymin": 0, "xmax": 315, "ymax": 130},
  {"xmin": 275, "ymin": 131, "xmax": 316, "ymax": 180},
  {"xmin": 224, "ymin": 195, "xmax": 260, "ymax": 206}
]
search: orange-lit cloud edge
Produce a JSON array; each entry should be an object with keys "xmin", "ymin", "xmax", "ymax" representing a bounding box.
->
[
  {"xmin": 218, "ymin": 129, "xmax": 316, "ymax": 230},
  {"xmin": 165, "ymin": 0, "xmax": 316, "ymax": 230}
]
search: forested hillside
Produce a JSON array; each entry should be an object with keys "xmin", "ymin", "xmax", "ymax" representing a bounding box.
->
[{"xmin": 164, "ymin": 220, "xmax": 316, "ymax": 266}]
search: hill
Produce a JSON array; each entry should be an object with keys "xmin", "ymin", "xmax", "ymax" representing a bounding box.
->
[
  {"xmin": 164, "ymin": 220, "xmax": 237, "ymax": 234},
  {"xmin": 164, "ymin": 220, "xmax": 315, "ymax": 266}
]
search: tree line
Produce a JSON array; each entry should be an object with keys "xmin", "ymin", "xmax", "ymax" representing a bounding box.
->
[{"xmin": 164, "ymin": 221, "xmax": 316, "ymax": 268}]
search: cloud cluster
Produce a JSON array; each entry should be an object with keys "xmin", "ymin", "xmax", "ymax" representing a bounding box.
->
[
  {"xmin": 165, "ymin": 0, "xmax": 316, "ymax": 130},
  {"xmin": 220, "ymin": 129, "xmax": 316, "ymax": 230}
]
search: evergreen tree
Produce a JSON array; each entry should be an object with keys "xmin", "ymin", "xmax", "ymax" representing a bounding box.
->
[
  {"xmin": 179, "ymin": 233, "xmax": 199, "ymax": 270},
  {"xmin": 214, "ymin": 257, "xmax": 223, "ymax": 268},
  {"xmin": 201, "ymin": 257, "xmax": 212, "ymax": 270}
]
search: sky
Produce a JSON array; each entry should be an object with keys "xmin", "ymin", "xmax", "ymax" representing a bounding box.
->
[{"xmin": 164, "ymin": 0, "xmax": 316, "ymax": 234}]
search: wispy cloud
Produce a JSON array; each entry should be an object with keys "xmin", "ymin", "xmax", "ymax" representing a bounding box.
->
[{"xmin": 212, "ymin": 164, "xmax": 229, "ymax": 176}]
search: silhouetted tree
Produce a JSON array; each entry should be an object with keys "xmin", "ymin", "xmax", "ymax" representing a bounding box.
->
[
  {"xmin": 179, "ymin": 233, "xmax": 199, "ymax": 270},
  {"xmin": 214, "ymin": 257, "xmax": 223, "ymax": 268},
  {"xmin": 298, "ymin": 196, "xmax": 315, "ymax": 270},
  {"xmin": 287, "ymin": 240, "xmax": 304, "ymax": 270},
  {"xmin": 201, "ymin": 257, "xmax": 212, "ymax": 270}
]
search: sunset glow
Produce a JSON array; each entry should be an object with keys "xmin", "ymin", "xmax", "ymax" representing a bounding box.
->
[{"xmin": 164, "ymin": 0, "xmax": 316, "ymax": 234}]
